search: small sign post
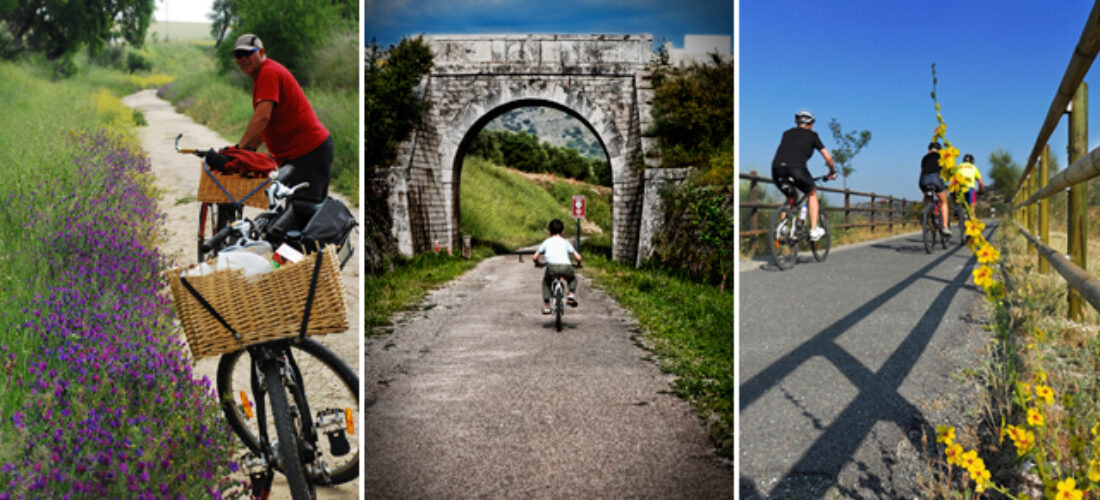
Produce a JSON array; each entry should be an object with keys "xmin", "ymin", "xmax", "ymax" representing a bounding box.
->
[{"xmin": 572, "ymin": 195, "xmax": 586, "ymax": 252}]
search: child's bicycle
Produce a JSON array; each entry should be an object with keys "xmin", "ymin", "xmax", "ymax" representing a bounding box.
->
[
  {"xmin": 534, "ymin": 259, "xmax": 581, "ymax": 332},
  {"xmin": 174, "ymin": 161, "xmax": 359, "ymax": 499},
  {"xmin": 769, "ymin": 175, "xmax": 831, "ymax": 270},
  {"xmin": 921, "ymin": 189, "xmax": 950, "ymax": 253}
]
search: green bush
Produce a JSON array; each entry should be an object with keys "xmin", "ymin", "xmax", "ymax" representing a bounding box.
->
[
  {"xmin": 126, "ymin": 49, "xmax": 152, "ymax": 73},
  {"xmin": 217, "ymin": 0, "xmax": 339, "ymax": 86},
  {"xmin": 306, "ymin": 28, "xmax": 358, "ymax": 91}
]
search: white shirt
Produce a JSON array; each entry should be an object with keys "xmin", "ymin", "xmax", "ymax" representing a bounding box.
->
[{"xmin": 537, "ymin": 235, "xmax": 576, "ymax": 265}]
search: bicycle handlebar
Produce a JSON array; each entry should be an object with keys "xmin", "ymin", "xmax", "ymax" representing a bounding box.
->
[{"xmin": 202, "ymin": 225, "xmax": 236, "ymax": 255}]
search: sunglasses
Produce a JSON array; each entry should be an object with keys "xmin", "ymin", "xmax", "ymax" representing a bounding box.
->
[{"xmin": 234, "ymin": 48, "xmax": 258, "ymax": 59}]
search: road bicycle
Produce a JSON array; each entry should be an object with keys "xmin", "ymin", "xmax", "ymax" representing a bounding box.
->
[
  {"xmin": 921, "ymin": 189, "xmax": 950, "ymax": 253},
  {"xmin": 769, "ymin": 175, "xmax": 830, "ymax": 271},
  {"xmin": 185, "ymin": 165, "xmax": 359, "ymax": 499}
]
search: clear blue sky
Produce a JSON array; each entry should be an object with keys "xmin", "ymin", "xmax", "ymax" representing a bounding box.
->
[
  {"xmin": 740, "ymin": 1, "xmax": 1100, "ymax": 203},
  {"xmin": 365, "ymin": 0, "xmax": 733, "ymax": 52}
]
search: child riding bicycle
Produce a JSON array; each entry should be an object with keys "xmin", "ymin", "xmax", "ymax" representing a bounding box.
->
[{"xmin": 534, "ymin": 219, "xmax": 581, "ymax": 314}]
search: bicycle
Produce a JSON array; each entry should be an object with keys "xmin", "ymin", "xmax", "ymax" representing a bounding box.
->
[
  {"xmin": 955, "ymin": 200, "xmax": 970, "ymax": 247},
  {"xmin": 175, "ymin": 134, "xmax": 266, "ymax": 262},
  {"xmin": 768, "ymin": 175, "xmax": 830, "ymax": 271},
  {"xmin": 183, "ymin": 166, "xmax": 359, "ymax": 499},
  {"xmin": 921, "ymin": 189, "xmax": 950, "ymax": 253},
  {"xmin": 535, "ymin": 259, "xmax": 581, "ymax": 332}
]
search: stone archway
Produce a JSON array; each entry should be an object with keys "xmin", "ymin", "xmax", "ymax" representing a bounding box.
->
[{"xmin": 383, "ymin": 34, "xmax": 672, "ymax": 265}]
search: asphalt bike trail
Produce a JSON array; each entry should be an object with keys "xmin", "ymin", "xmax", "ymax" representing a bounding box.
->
[
  {"xmin": 364, "ymin": 254, "xmax": 732, "ymax": 498},
  {"xmin": 123, "ymin": 89, "xmax": 360, "ymax": 499},
  {"xmin": 739, "ymin": 225, "xmax": 994, "ymax": 498}
]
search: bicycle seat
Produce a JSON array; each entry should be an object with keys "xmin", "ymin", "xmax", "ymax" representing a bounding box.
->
[{"xmin": 776, "ymin": 177, "xmax": 798, "ymax": 198}]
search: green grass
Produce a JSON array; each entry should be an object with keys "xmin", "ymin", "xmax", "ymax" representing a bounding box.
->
[
  {"xmin": 147, "ymin": 21, "xmax": 215, "ymax": 43},
  {"xmin": 364, "ymin": 247, "xmax": 495, "ymax": 330}
]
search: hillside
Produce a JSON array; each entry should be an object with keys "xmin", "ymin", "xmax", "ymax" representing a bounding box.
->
[
  {"xmin": 485, "ymin": 107, "xmax": 606, "ymax": 160},
  {"xmin": 147, "ymin": 21, "xmax": 214, "ymax": 43}
]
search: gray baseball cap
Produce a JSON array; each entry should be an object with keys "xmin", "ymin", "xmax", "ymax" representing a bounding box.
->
[{"xmin": 234, "ymin": 34, "xmax": 263, "ymax": 52}]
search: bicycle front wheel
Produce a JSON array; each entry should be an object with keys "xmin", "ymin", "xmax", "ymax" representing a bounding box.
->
[
  {"xmin": 261, "ymin": 360, "xmax": 315, "ymax": 499},
  {"xmin": 810, "ymin": 212, "xmax": 830, "ymax": 262},
  {"xmin": 217, "ymin": 339, "xmax": 360, "ymax": 485},
  {"xmin": 921, "ymin": 205, "xmax": 935, "ymax": 254},
  {"xmin": 769, "ymin": 206, "xmax": 798, "ymax": 270}
]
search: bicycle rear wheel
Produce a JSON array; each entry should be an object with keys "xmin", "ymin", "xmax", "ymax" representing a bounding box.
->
[
  {"xmin": 810, "ymin": 212, "xmax": 830, "ymax": 262},
  {"xmin": 769, "ymin": 205, "xmax": 799, "ymax": 270},
  {"xmin": 217, "ymin": 339, "xmax": 359, "ymax": 485},
  {"xmin": 553, "ymin": 282, "xmax": 564, "ymax": 332},
  {"xmin": 921, "ymin": 205, "xmax": 935, "ymax": 254},
  {"xmin": 261, "ymin": 360, "xmax": 315, "ymax": 499},
  {"xmin": 198, "ymin": 202, "xmax": 242, "ymax": 262},
  {"xmin": 957, "ymin": 205, "xmax": 969, "ymax": 246}
]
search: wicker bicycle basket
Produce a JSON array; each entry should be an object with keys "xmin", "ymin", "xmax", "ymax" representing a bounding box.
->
[
  {"xmin": 167, "ymin": 246, "xmax": 348, "ymax": 359},
  {"xmin": 197, "ymin": 165, "xmax": 270, "ymax": 210}
]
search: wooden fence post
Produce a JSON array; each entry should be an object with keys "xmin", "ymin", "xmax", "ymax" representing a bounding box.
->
[
  {"xmin": 888, "ymin": 197, "xmax": 894, "ymax": 231},
  {"xmin": 870, "ymin": 193, "xmax": 876, "ymax": 232},
  {"xmin": 1068, "ymin": 81, "xmax": 1088, "ymax": 320},
  {"xmin": 844, "ymin": 192, "xmax": 851, "ymax": 229},
  {"xmin": 749, "ymin": 170, "xmax": 759, "ymax": 236},
  {"xmin": 1040, "ymin": 144, "xmax": 1051, "ymax": 274}
]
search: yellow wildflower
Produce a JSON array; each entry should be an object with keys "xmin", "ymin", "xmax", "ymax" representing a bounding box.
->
[
  {"xmin": 977, "ymin": 244, "xmax": 1001, "ymax": 264},
  {"xmin": 1092, "ymin": 422, "xmax": 1100, "ymax": 437},
  {"xmin": 965, "ymin": 219, "xmax": 985, "ymax": 237},
  {"xmin": 973, "ymin": 265, "xmax": 995, "ymax": 288},
  {"xmin": 973, "ymin": 467, "xmax": 991, "ymax": 492},
  {"xmin": 1035, "ymin": 370, "xmax": 1047, "ymax": 383},
  {"xmin": 1013, "ymin": 429, "xmax": 1036, "ymax": 456},
  {"xmin": 1016, "ymin": 381, "xmax": 1033, "ymax": 402},
  {"xmin": 1035, "ymin": 385, "xmax": 1055, "ymax": 406},
  {"xmin": 1088, "ymin": 458, "xmax": 1100, "ymax": 482},
  {"xmin": 959, "ymin": 450, "xmax": 980, "ymax": 471},
  {"xmin": 1027, "ymin": 407, "xmax": 1044, "ymax": 427},
  {"xmin": 936, "ymin": 425, "xmax": 955, "ymax": 445},
  {"xmin": 944, "ymin": 443, "xmax": 964, "ymax": 466},
  {"xmin": 966, "ymin": 457, "xmax": 986, "ymax": 477},
  {"xmin": 1055, "ymin": 477, "xmax": 1083, "ymax": 500}
]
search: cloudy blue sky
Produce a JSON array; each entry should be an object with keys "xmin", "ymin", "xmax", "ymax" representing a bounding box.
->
[{"xmin": 365, "ymin": 0, "xmax": 733, "ymax": 51}]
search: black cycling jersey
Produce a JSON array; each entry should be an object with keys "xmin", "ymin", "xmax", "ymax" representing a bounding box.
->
[
  {"xmin": 771, "ymin": 127, "xmax": 825, "ymax": 170},
  {"xmin": 920, "ymin": 151, "xmax": 941, "ymax": 176}
]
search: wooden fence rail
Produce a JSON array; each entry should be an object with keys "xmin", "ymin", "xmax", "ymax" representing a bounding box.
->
[
  {"xmin": 1010, "ymin": 0, "xmax": 1100, "ymax": 320},
  {"xmin": 739, "ymin": 170, "xmax": 919, "ymax": 238}
]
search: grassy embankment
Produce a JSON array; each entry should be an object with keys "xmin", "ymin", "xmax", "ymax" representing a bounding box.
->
[
  {"xmin": 365, "ymin": 155, "xmax": 733, "ymax": 458},
  {"xmin": 0, "ymin": 56, "xmax": 240, "ymax": 496},
  {"xmin": 148, "ymin": 31, "xmax": 359, "ymax": 204}
]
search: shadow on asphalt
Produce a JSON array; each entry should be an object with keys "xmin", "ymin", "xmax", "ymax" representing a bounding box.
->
[{"xmin": 739, "ymin": 225, "xmax": 996, "ymax": 498}]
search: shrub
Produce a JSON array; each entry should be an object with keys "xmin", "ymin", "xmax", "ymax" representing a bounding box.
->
[{"xmin": 125, "ymin": 49, "xmax": 152, "ymax": 73}]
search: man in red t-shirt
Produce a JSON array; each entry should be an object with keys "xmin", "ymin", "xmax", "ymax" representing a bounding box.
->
[{"xmin": 233, "ymin": 34, "xmax": 332, "ymax": 202}]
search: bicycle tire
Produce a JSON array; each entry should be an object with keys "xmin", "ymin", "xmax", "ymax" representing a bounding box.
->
[
  {"xmin": 921, "ymin": 204, "xmax": 934, "ymax": 254},
  {"xmin": 217, "ymin": 339, "xmax": 359, "ymax": 485},
  {"xmin": 198, "ymin": 202, "xmax": 242, "ymax": 262},
  {"xmin": 262, "ymin": 360, "xmax": 315, "ymax": 500},
  {"xmin": 810, "ymin": 212, "xmax": 830, "ymax": 262},
  {"xmin": 553, "ymin": 281, "xmax": 564, "ymax": 332},
  {"xmin": 769, "ymin": 205, "xmax": 798, "ymax": 270},
  {"xmin": 939, "ymin": 210, "xmax": 949, "ymax": 250},
  {"xmin": 957, "ymin": 205, "xmax": 969, "ymax": 247}
]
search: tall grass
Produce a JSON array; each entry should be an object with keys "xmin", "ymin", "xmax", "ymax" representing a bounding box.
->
[{"xmin": 0, "ymin": 61, "xmax": 241, "ymax": 496}]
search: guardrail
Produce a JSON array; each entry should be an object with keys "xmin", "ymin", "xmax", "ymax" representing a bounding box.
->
[
  {"xmin": 1010, "ymin": 0, "xmax": 1100, "ymax": 320},
  {"xmin": 739, "ymin": 170, "xmax": 918, "ymax": 239}
]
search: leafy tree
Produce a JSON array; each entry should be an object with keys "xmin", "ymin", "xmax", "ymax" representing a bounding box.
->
[
  {"xmin": 217, "ymin": 0, "xmax": 338, "ymax": 85},
  {"xmin": 648, "ymin": 52, "xmax": 733, "ymax": 169},
  {"xmin": 0, "ymin": 0, "xmax": 153, "ymax": 60},
  {"xmin": 208, "ymin": 0, "xmax": 239, "ymax": 47},
  {"xmin": 827, "ymin": 118, "xmax": 871, "ymax": 190},
  {"xmin": 988, "ymin": 148, "xmax": 1022, "ymax": 201}
]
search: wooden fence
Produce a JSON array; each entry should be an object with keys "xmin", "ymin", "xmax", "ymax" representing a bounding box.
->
[
  {"xmin": 739, "ymin": 170, "xmax": 919, "ymax": 239},
  {"xmin": 1010, "ymin": 0, "xmax": 1100, "ymax": 319}
]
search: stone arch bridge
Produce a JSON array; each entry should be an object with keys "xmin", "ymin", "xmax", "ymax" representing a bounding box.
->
[{"xmin": 382, "ymin": 34, "xmax": 684, "ymax": 265}]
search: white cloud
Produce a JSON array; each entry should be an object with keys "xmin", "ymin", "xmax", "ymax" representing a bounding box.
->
[{"xmin": 155, "ymin": 0, "xmax": 215, "ymax": 23}]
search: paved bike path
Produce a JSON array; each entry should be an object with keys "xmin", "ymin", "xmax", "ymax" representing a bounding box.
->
[
  {"xmin": 364, "ymin": 254, "xmax": 732, "ymax": 498},
  {"xmin": 739, "ymin": 227, "xmax": 993, "ymax": 498}
]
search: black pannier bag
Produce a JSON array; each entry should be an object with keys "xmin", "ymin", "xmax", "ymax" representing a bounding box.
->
[{"xmin": 267, "ymin": 197, "xmax": 357, "ymax": 267}]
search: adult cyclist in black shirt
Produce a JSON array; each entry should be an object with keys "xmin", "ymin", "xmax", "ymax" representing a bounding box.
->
[
  {"xmin": 771, "ymin": 110, "xmax": 838, "ymax": 241},
  {"xmin": 918, "ymin": 142, "xmax": 951, "ymax": 237}
]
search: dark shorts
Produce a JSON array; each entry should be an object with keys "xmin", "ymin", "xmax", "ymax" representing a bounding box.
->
[
  {"xmin": 919, "ymin": 172, "xmax": 946, "ymax": 194},
  {"xmin": 283, "ymin": 135, "xmax": 333, "ymax": 203},
  {"xmin": 771, "ymin": 162, "xmax": 815, "ymax": 198}
]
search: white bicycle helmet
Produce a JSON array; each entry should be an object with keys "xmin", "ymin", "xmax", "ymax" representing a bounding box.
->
[{"xmin": 795, "ymin": 110, "xmax": 815, "ymax": 125}]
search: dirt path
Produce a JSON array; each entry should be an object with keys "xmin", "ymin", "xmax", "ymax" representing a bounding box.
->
[
  {"xmin": 364, "ymin": 254, "xmax": 732, "ymax": 498},
  {"xmin": 122, "ymin": 89, "xmax": 359, "ymax": 499}
]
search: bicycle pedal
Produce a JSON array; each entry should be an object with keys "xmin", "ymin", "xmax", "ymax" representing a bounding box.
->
[{"xmin": 327, "ymin": 430, "xmax": 351, "ymax": 456}]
